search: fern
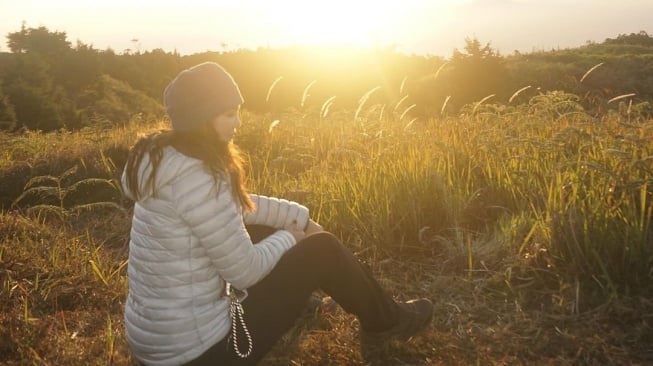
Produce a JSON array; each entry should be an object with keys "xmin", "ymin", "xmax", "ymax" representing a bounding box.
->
[
  {"xmin": 24, "ymin": 175, "xmax": 59, "ymax": 190},
  {"xmin": 65, "ymin": 178, "xmax": 120, "ymax": 194},
  {"xmin": 13, "ymin": 186, "xmax": 62, "ymax": 208},
  {"xmin": 25, "ymin": 204, "xmax": 67, "ymax": 220},
  {"xmin": 13, "ymin": 165, "xmax": 124, "ymax": 212},
  {"xmin": 59, "ymin": 165, "xmax": 79, "ymax": 182},
  {"xmin": 70, "ymin": 202, "xmax": 126, "ymax": 214}
]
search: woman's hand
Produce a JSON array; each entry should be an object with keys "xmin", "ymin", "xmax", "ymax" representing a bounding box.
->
[
  {"xmin": 304, "ymin": 219, "xmax": 324, "ymax": 235},
  {"xmin": 287, "ymin": 222, "xmax": 306, "ymax": 243},
  {"xmin": 286, "ymin": 219, "xmax": 322, "ymax": 243}
]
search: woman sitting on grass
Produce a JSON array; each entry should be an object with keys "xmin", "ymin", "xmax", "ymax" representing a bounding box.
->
[{"xmin": 121, "ymin": 61, "xmax": 433, "ymax": 365}]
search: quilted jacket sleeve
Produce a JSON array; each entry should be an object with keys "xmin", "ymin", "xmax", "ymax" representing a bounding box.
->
[
  {"xmin": 171, "ymin": 163, "xmax": 296, "ymax": 290},
  {"xmin": 243, "ymin": 194, "xmax": 310, "ymax": 230}
]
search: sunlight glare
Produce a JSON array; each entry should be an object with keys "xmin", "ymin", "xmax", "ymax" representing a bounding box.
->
[{"xmin": 250, "ymin": 0, "xmax": 405, "ymax": 47}]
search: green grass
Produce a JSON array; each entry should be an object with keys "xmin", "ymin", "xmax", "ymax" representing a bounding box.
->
[{"xmin": 1, "ymin": 93, "xmax": 652, "ymax": 364}]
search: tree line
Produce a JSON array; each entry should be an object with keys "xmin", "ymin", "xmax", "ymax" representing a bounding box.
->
[{"xmin": 0, "ymin": 25, "xmax": 652, "ymax": 132}]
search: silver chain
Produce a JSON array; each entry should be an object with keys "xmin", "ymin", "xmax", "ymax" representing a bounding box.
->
[{"xmin": 227, "ymin": 285, "xmax": 253, "ymax": 358}]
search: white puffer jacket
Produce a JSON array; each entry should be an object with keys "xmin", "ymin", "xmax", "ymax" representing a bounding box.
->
[{"xmin": 121, "ymin": 146, "xmax": 309, "ymax": 366}]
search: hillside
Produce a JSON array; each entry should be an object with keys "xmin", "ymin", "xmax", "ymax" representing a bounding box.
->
[
  {"xmin": 2, "ymin": 90, "xmax": 652, "ymax": 363},
  {"xmin": 0, "ymin": 27, "xmax": 652, "ymax": 132},
  {"xmin": 1, "ymin": 26, "xmax": 653, "ymax": 365}
]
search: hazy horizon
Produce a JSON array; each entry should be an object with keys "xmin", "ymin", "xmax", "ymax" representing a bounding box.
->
[{"xmin": 1, "ymin": 0, "xmax": 652, "ymax": 57}]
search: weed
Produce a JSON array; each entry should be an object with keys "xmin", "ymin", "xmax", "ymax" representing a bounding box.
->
[{"xmin": 2, "ymin": 89, "xmax": 653, "ymax": 364}]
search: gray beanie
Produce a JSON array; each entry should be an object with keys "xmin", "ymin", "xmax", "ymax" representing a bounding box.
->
[{"xmin": 163, "ymin": 62, "xmax": 244, "ymax": 131}]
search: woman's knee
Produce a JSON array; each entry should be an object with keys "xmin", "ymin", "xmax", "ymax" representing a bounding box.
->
[
  {"xmin": 300, "ymin": 231, "xmax": 339, "ymax": 248},
  {"xmin": 295, "ymin": 231, "xmax": 346, "ymax": 261}
]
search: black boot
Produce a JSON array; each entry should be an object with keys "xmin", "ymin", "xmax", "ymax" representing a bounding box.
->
[{"xmin": 360, "ymin": 298, "xmax": 433, "ymax": 362}]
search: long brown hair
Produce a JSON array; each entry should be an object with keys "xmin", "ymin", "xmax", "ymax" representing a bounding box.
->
[{"xmin": 124, "ymin": 122, "xmax": 254, "ymax": 212}]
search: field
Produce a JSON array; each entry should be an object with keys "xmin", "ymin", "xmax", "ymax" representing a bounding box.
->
[{"xmin": 1, "ymin": 91, "xmax": 652, "ymax": 365}]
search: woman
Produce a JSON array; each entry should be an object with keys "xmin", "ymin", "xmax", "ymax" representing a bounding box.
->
[{"xmin": 121, "ymin": 62, "xmax": 433, "ymax": 365}]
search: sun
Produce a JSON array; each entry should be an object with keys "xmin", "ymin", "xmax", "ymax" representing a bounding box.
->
[{"xmin": 251, "ymin": 0, "xmax": 405, "ymax": 47}]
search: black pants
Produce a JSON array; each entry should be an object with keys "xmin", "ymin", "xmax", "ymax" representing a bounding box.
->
[{"xmin": 184, "ymin": 226, "xmax": 400, "ymax": 365}]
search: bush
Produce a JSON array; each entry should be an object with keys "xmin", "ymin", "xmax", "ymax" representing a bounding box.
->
[{"xmin": 77, "ymin": 74, "xmax": 164, "ymax": 127}]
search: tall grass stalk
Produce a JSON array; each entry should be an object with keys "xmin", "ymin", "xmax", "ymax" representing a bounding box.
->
[
  {"xmin": 300, "ymin": 80, "xmax": 317, "ymax": 108},
  {"xmin": 266, "ymin": 76, "xmax": 283, "ymax": 103},
  {"xmin": 354, "ymin": 86, "xmax": 381, "ymax": 121},
  {"xmin": 399, "ymin": 104, "xmax": 416, "ymax": 121},
  {"xmin": 580, "ymin": 62, "xmax": 604, "ymax": 83},
  {"xmin": 471, "ymin": 94, "xmax": 496, "ymax": 115},
  {"xmin": 393, "ymin": 95, "xmax": 410, "ymax": 113},
  {"xmin": 441, "ymin": 95, "xmax": 452, "ymax": 116},
  {"xmin": 106, "ymin": 314, "xmax": 116, "ymax": 364},
  {"xmin": 509, "ymin": 86, "xmax": 532, "ymax": 104},
  {"xmin": 320, "ymin": 96, "xmax": 336, "ymax": 119},
  {"xmin": 607, "ymin": 93, "xmax": 636, "ymax": 104},
  {"xmin": 3, "ymin": 91, "xmax": 653, "ymax": 366}
]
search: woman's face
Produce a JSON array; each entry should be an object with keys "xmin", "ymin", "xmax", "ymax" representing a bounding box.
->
[{"xmin": 211, "ymin": 106, "xmax": 241, "ymax": 142}]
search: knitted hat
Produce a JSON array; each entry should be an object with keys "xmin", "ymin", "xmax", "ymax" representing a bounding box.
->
[{"xmin": 163, "ymin": 62, "xmax": 244, "ymax": 131}]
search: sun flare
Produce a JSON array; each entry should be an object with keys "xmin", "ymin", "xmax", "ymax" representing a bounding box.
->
[{"xmin": 249, "ymin": 0, "xmax": 405, "ymax": 47}]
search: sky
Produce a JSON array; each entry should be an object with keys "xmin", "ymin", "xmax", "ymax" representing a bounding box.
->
[{"xmin": 1, "ymin": 0, "xmax": 652, "ymax": 57}]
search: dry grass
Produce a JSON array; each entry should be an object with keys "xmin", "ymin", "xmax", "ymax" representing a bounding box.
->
[{"xmin": 1, "ymin": 99, "xmax": 652, "ymax": 365}]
